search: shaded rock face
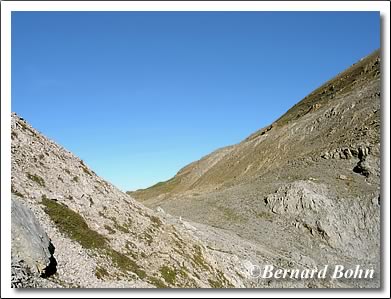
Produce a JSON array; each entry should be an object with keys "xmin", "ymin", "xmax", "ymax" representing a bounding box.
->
[
  {"xmin": 353, "ymin": 155, "xmax": 380, "ymax": 178},
  {"xmin": 11, "ymin": 258, "xmax": 39, "ymax": 288},
  {"xmin": 11, "ymin": 195, "xmax": 57, "ymax": 278},
  {"xmin": 11, "ymin": 257, "xmax": 61, "ymax": 288},
  {"xmin": 264, "ymin": 181, "xmax": 380, "ymax": 261}
]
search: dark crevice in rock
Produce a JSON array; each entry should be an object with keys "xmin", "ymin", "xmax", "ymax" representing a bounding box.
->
[
  {"xmin": 41, "ymin": 242, "xmax": 57, "ymax": 278},
  {"xmin": 353, "ymin": 158, "xmax": 370, "ymax": 177}
]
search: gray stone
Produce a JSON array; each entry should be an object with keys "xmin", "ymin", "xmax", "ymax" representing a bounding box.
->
[{"xmin": 11, "ymin": 195, "xmax": 56, "ymax": 277}]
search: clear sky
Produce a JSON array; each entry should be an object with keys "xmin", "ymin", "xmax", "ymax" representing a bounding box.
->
[{"xmin": 11, "ymin": 12, "xmax": 380, "ymax": 191}]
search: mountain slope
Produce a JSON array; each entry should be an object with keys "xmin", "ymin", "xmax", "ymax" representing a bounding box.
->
[
  {"xmin": 11, "ymin": 114, "xmax": 246, "ymax": 288},
  {"xmin": 14, "ymin": 113, "xmax": 359, "ymax": 289},
  {"xmin": 130, "ymin": 49, "xmax": 380, "ymax": 200},
  {"xmin": 129, "ymin": 49, "xmax": 381, "ymax": 288}
]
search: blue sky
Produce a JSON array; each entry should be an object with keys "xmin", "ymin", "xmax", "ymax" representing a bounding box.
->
[{"xmin": 11, "ymin": 12, "xmax": 380, "ymax": 191}]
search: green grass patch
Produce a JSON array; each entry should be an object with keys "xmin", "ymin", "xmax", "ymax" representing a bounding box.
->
[
  {"xmin": 106, "ymin": 216, "xmax": 131, "ymax": 234},
  {"xmin": 113, "ymin": 221, "xmax": 130, "ymax": 234},
  {"xmin": 179, "ymin": 266, "xmax": 189, "ymax": 279},
  {"xmin": 192, "ymin": 245, "xmax": 210, "ymax": 271},
  {"xmin": 41, "ymin": 195, "xmax": 107, "ymax": 249},
  {"xmin": 41, "ymin": 196, "xmax": 146, "ymax": 279},
  {"xmin": 208, "ymin": 278, "xmax": 223, "ymax": 288},
  {"xmin": 216, "ymin": 269, "xmax": 233, "ymax": 287},
  {"xmin": 107, "ymin": 249, "xmax": 146, "ymax": 279},
  {"xmin": 11, "ymin": 185, "xmax": 24, "ymax": 198},
  {"xmin": 129, "ymin": 177, "xmax": 178, "ymax": 201},
  {"xmin": 26, "ymin": 172, "xmax": 45, "ymax": 187},
  {"xmin": 160, "ymin": 266, "xmax": 177, "ymax": 285},
  {"xmin": 208, "ymin": 269, "xmax": 233, "ymax": 288},
  {"xmin": 95, "ymin": 266, "xmax": 109, "ymax": 280}
]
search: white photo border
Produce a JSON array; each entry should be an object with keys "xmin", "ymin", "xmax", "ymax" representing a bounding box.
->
[{"xmin": 1, "ymin": 1, "xmax": 389, "ymax": 298}]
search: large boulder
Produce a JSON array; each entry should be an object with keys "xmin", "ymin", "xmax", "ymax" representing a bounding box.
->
[
  {"xmin": 11, "ymin": 195, "xmax": 57, "ymax": 279},
  {"xmin": 264, "ymin": 181, "xmax": 380, "ymax": 260}
]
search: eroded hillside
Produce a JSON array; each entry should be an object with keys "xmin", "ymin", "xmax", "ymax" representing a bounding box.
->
[
  {"xmin": 11, "ymin": 114, "xmax": 246, "ymax": 288},
  {"xmin": 130, "ymin": 49, "xmax": 380, "ymax": 200},
  {"xmin": 129, "ymin": 49, "xmax": 381, "ymax": 288}
]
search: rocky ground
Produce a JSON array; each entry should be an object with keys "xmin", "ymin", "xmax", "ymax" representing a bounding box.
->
[{"xmin": 11, "ymin": 49, "xmax": 381, "ymax": 288}]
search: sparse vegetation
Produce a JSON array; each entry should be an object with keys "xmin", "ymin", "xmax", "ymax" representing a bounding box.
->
[
  {"xmin": 141, "ymin": 231, "xmax": 153, "ymax": 246},
  {"xmin": 208, "ymin": 278, "xmax": 223, "ymax": 288},
  {"xmin": 81, "ymin": 165, "xmax": 92, "ymax": 176},
  {"xmin": 11, "ymin": 186, "xmax": 24, "ymax": 198},
  {"xmin": 26, "ymin": 172, "xmax": 45, "ymax": 187},
  {"xmin": 148, "ymin": 276, "xmax": 168, "ymax": 288},
  {"xmin": 256, "ymin": 211, "xmax": 273, "ymax": 221},
  {"xmin": 112, "ymin": 219, "xmax": 131, "ymax": 234},
  {"xmin": 100, "ymin": 214, "xmax": 131, "ymax": 234},
  {"xmin": 41, "ymin": 196, "xmax": 146, "ymax": 279},
  {"xmin": 208, "ymin": 269, "xmax": 233, "ymax": 288},
  {"xmin": 104, "ymin": 224, "xmax": 116, "ymax": 234},
  {"xmin": 219, "ymin": 206, "xmax": 244, "ymax": 223},
  {"xmin": 115, "ymin": 224, "xmax": 130, "ymax": 234},
  {"xmin": 179, "ymin": 266, "xmax": 189, "ymax": 279},
  {"xmin": 146, "ymin": 214, "xmax": 163, "ymax": 227},
  {"xmin": 72, "ymin": 176, "xmax": 79, "ymax": 183},
  {"xmin": 129, "ymin": 177, "xmax": 179, "ymax": 201},
  {"xmin": 272, "ymin": 50, "xmax": 380, "ymax": 129},
  {"xmin": 106, "ymin": 249, "xmax": 146, "ymax": 279},
  {"xmin": 41, "ymin": 195, "xmax": 107, "ymax": 249},
  {"xmin": 215, "ymin": 269, "xmax": 233, "ymax": 288},
  {"xmin": 160, "ymin": 266, "xmax": 176, "ymax": 285},
  {"xmin": 191, "ymin": 245, "xmax": 209, "ymax": 271},
  {"xmin": 124, "ymin": 241, "xmax": 138, "ymax": 259},
  {"xmin": 95, "ymin": 266, "xmax": 109, "ymax": 280},
  {"xmin": 18, "ymin": 121, "xmax": 29, "ymax": 131}
]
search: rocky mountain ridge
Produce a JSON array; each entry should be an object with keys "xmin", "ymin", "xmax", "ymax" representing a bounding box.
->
[
  {"xmin": 130, "ymin": 49, "xmax": 380, "ymax": 200},
  {"xmin": 129, "ymin": 49, "xmax": 381, "ymax": 288}
]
